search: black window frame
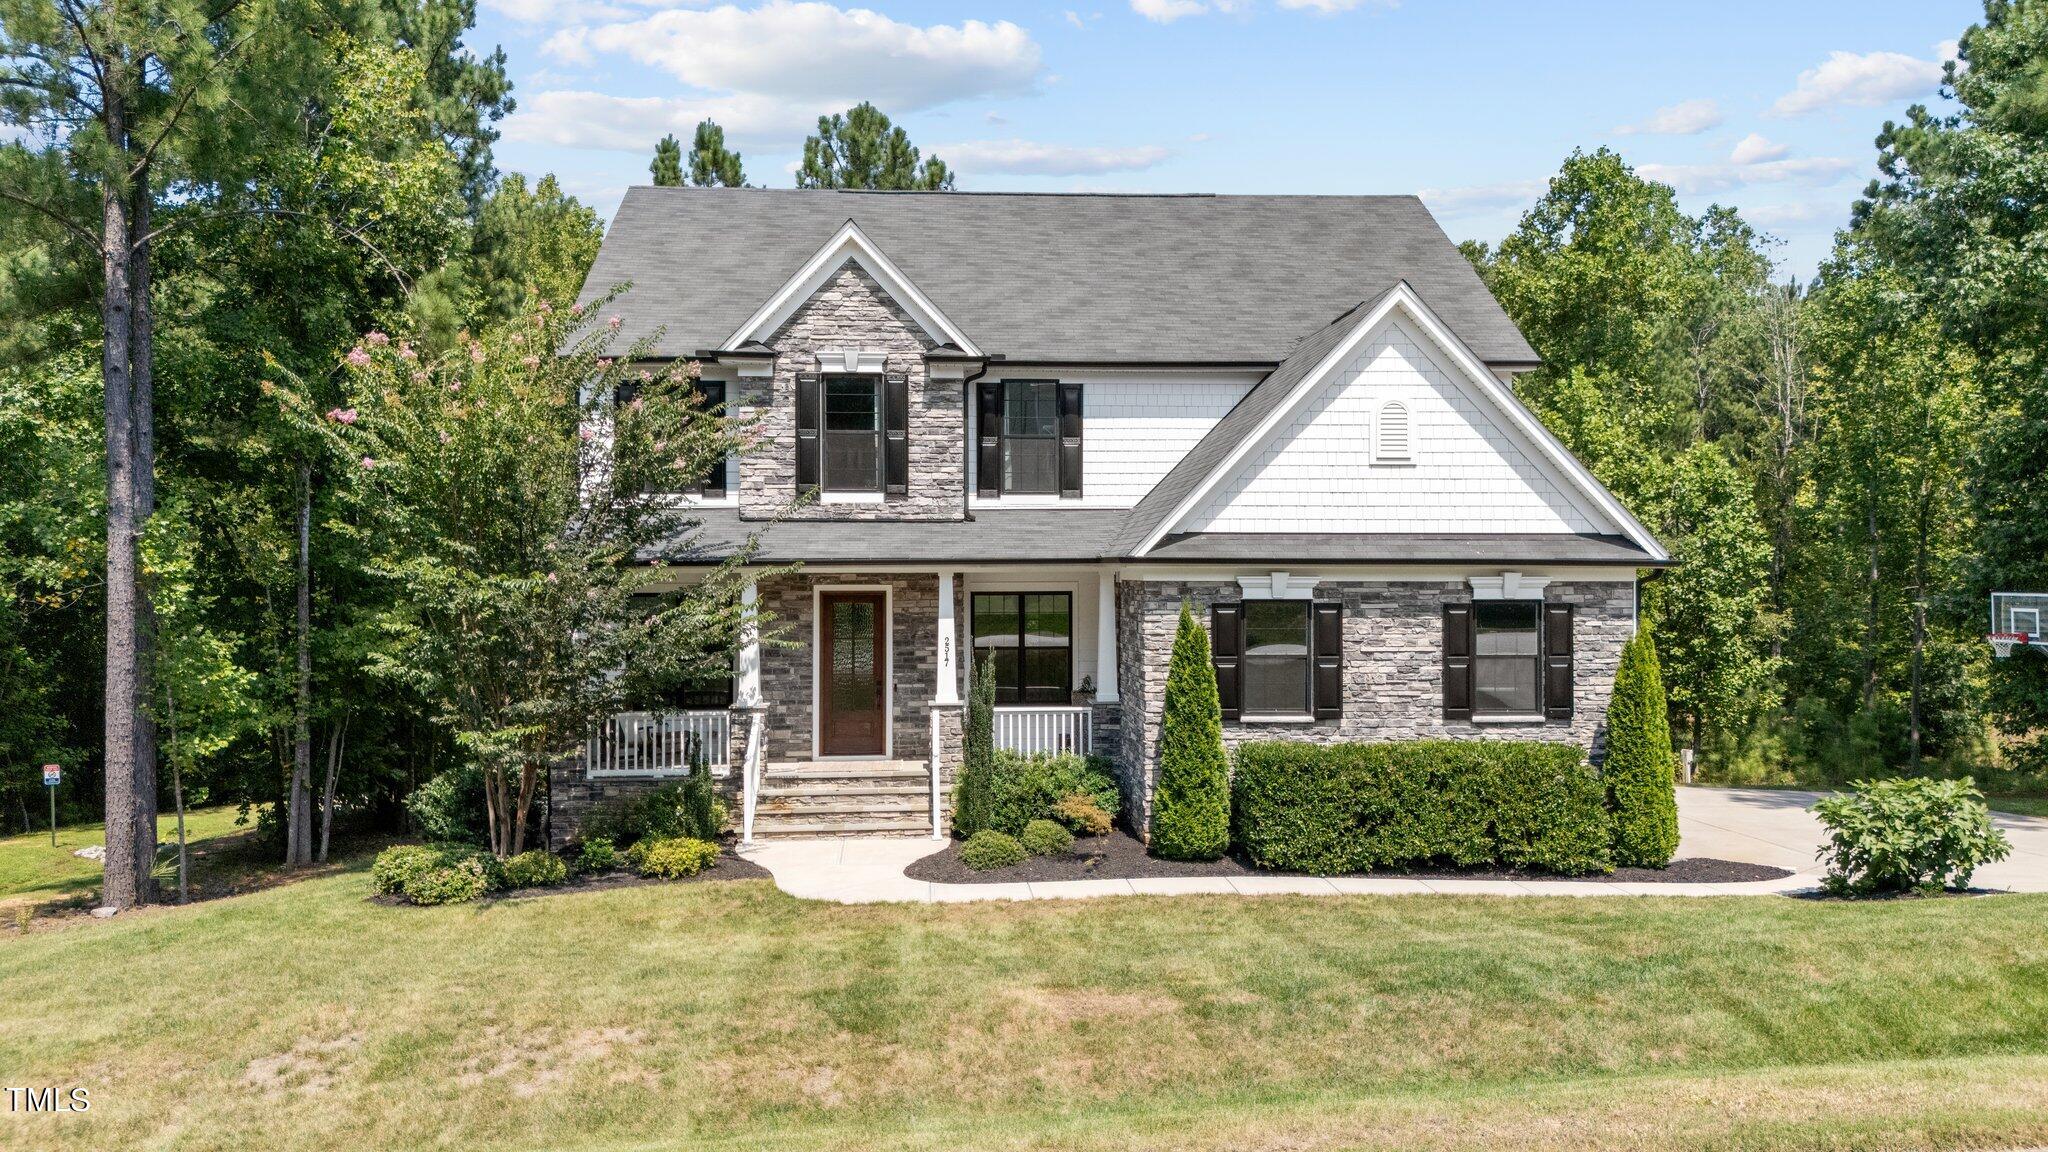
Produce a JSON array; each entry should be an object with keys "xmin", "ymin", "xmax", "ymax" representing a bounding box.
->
[
  {"xmin": 970, "ymin": 591, "xmax": 1074, "ymax": 705},
  {"xmin": 1240, "ymin": 600, "xmax": 1313, "ymax": 718},
  {"xmin": 820, "ymin": 373, "xmax": 884, "ymax": 494},
  {"xmin": 1471, "ymin": 600, "xmax": 1543, "ymax": 717},
  {"xmin": 998, "ymin": 380, "xmax": 1061, "ymax": 496}
]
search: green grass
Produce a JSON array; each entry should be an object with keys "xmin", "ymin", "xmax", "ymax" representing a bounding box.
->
[
  {"xmin": 1989, "ymin": 795, "xmax": 2048, "ymax": 818},
  {"xmin": 1, "ymin": 867, "xmax": 2046, "ymax": 1151},
  {"xmin": 0, "ymin": 805, "xmax": 251, "ymax": 912}
]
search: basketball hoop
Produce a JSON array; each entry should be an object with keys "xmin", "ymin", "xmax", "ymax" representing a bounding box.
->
[
  {"xmin": 1990, "ymin": 593, "xmax": 2048, "ymax": 658},
  {"xmin": 1990, "ymin": 632, "xmax": 2023, "ymax": 659}
]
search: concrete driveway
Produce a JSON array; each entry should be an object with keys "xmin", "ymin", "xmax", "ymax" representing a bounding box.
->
[{"xmin": 1677, "ymin": 786, "xmax": 2048, "ymax": 892}]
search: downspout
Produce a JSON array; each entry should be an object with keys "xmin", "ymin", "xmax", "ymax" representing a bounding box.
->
[{"xmin": 959, "ymin": 358, "xmax": 992, "ymax": 522}]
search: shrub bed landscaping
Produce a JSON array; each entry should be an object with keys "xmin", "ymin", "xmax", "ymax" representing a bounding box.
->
[{"xmin": 1231, "ymin": 739, "xmax": 1615, "ymax": 875}]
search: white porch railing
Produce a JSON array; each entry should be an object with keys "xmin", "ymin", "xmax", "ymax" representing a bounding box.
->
[
  {"xmin": 587, "ymin": 710, "xmax": 730, "ymax": 777},
  {"xmin": 993, "ymin": 706, "xmax": 1094, "ymax": 757}
]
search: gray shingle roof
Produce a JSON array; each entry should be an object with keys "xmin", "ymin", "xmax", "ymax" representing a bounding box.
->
[
  {"xmin": 578, "ymin": 188, "xmax": 1540, "ymax": 365},
  {"xmin": 654, "ymin": 510, "xmax": 1665, "ymax": 568}
]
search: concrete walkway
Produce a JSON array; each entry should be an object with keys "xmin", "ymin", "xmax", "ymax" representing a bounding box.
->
[{"xmin": 738, "ymin": 787, "xmax": 2048, "ymax": 905}]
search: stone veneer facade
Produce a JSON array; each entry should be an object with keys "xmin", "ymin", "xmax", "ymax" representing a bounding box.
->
[
  {"xmin": 736, "ymin": 260, "xmax": 965, "ymax": 522},
  {"xmin": 1113, "ymin": 577, "xmax": 1633, "ymax": 834}
]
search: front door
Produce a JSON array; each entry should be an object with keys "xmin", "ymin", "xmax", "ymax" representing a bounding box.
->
[{"xmin": 819, "ymin": 591, "xmax": 887, "ymax": 757}]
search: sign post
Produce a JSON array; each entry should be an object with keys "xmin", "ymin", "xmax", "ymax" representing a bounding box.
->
[{"xmin": 42, "ymin": 764, "xmax": 59, "ymax": 847}]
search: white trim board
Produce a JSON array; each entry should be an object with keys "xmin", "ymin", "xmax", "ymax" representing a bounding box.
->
[
  {"xmin": 724, "ymin": 220, "xmax": 981, "ymax": 356},
  {"xmin": 810, "ymin": 583, "xmax": 895, "ymax": 761},
  {"xmin": 1132, "ymin": 283, "xmax": 1667, "ymax": 562}
]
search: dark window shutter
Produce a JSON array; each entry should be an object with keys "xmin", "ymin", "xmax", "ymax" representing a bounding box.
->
[
  {"xmin": 1442, "ymin": 604, "xmax": 1473, "ymax": 721},
  {"xmin": 1210, "ymin": 603, "xmax": 1243, "ymax": 721},
  {"xmin": 1312, "ymin": 601, "xmax": 1343, "ymax": 720},
  {"xmin": 883, "ymin": 373, "xmax": 909, "ymax": 497},
  {"xmin": 976, "ymin": 379, "xmax": 1002, "ymax": 496},
  {"xmin": 794, "ymin": 373, "xmax": 820, "ymax": 491},
  {"xmin": 698, "ymin": 380, "xmax": 726, "ymax": 497},
  {"xmin": 1544, "ymin": 602, "xmax": 1574, "ymax": 720},
  {"xmin": 1058, "ymin": 380, "xmax": 1083, "ymax": 499}
]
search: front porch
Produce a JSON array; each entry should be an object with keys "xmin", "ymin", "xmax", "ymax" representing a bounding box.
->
[{"xmin": 554, "ymin": 567, "xmax": 1122, "ymax": 847}]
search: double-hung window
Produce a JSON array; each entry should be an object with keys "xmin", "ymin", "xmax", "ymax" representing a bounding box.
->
[
  {"xmin": 1000, "ymin": 382, "xmax": 1059, "ymax": 495},
  {"xmin": 821, "ymin": 375, "xmax": 882, "ymax": 493},
  {"xmin": 971, "ymin": 592, "xmax": 1073, "ymax": 704},
  {"xmin": 1472, "ymin": 601, "xmax": 1541, "ymax": 716},
  {"xmin": 1242, "ymin": 602, "xmax": 1311, "ymax": 716},
  {"xmin": 1210, "ymin": 599, "xmax": 1343, "ymax": 721}
]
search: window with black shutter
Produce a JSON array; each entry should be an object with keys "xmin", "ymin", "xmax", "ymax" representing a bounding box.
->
[
  {"xmin": 1444, "ymin": 600, "xmax": 1564, "ymax": 721},
  {"xmin": 694, "ymin": 380, "xmax": 726, "ymax": 497},
  {"xmin": 978, "ymin": 381, "xmax": 1082, "ymax": 498},
  {"xmin": 1442, "ymin": 604, "xmax": 1473, "ymax": 720},
  {"xmin": 1213, "ymin": 600, "xmax": 1343, "ymax": 720},
  {"xmin": 1544, "ymin": 603, "xmax": 1574, "ymax": 719}
]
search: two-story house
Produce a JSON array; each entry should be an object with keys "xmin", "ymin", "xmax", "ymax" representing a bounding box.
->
[{"xmin": 552, "ymin": 187, "xmax": 1668, "ymax": 846}]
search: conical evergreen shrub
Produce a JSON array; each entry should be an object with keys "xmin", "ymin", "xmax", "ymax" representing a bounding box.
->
[
  {"xmin": 953, "ymin": 652, "xmax": 997, "ymax": 837},
  {"xmin": 1605, "ymin": 627, "xmax": 1680, "ymax": 866},
  {"xmin": 1150, "ymin": 602, "xmax": 1231, "ymax": 860}
]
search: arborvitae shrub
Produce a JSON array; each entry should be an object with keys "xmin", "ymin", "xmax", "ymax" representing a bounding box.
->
[
  {"xmin": 1605, "ymin": 629, "xmax": 1680, "ymax": 867},
  {"xmin": 953, "ymin": 653, "xmax": 998, "ymax": 837},
  {"xmin": 1150, "ymin": 602, "xmax": 1231, "ymax": 860}
]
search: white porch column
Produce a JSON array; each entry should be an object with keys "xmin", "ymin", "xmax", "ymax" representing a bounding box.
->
[
  {"xmin": 735, "ymin": 577, "xmax": 762, "ymax": 707},
  {"xmin": 1095, "ymin": 568, "xmax": 1119, "ymax": 702},
  {"xmin": 935, "ymin": 570, "xmax": 961, "ymax": 705}
]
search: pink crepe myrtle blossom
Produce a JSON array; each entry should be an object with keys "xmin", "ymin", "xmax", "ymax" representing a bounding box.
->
[
  {"xmin": 685, "ymin": 360, "xmax": 703, "ymax": 380},
  {"xmin": 438, "ymin": 431, "xmax": 451, "ymax": 444},
  {"xmin": 606, "ymin": 315, "xmax": 622, "ymax": 331},
  {"xmin": 510, "ymin": 333, "xmax": 525, "ymax": 346},
  {"xmin": 596, "ymin": 358, "xmax": 613, "ymax": 369},
  {"xmin": 470, "ymin": 343, "xmax": 486, "ymax": 363},
  {"xmin": 545, "ymin": 572, "xmax": 559, "ymax": 584},
  {"xmin": 325, "ymin": 407, "xmax": 359, "ymax": 425},
  {"xmin": 413, "ymin": 370, "xmax": 430, "ymax": 383},
  {"xmin": 345, "ymin": 347, "xmax": 371, "ymax": 368},
  {"xmin": 537, "ymin": 300, "xmax": 553, "ymax": 315},
  {"xmin": 364, "ymin": 331, "xmax": 390, "ymax": 347},
  {"xmin": 359, "ymin": 455, "xmax": 377, "ymax": 470},
  {"xmin": 446, "ymin": 381, "xmax": 460, "ymax": 391},
  {"xmin": 579, "ymin": 427, "xmax": 594, "ymax": 442},
  {"xmin": 398, "ymin": 342, "xmax": 417, "ymax": 361},
  {"xmin": 521, "ymin": 355, "xmax": 540, "ymax": 368},
  {"xmin": 627, "ymin": 396, "xmax": 644, "ymax": 413}
]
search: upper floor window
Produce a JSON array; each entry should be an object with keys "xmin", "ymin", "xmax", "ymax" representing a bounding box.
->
[
  {"xmin": 823, "ymin": 375, "xmax": 882, "ymax": 492},
  {"xmin": 977, "ymin": 380, "xmax": 1082, "ymax": 499}
]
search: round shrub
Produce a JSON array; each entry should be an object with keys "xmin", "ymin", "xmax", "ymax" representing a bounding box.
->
[
  {"xmin": 400, "ymin": 853, "xmax": 500, "ymax": 906},
  {"xmin": 1021, "ymin": 819, "xmax": 1075, "ymax": 857},
  {"xmin": 372, "ymin": 845, "xmax": 440, "ymax": 896},
  {"xmin": 1605, "ymin": 629, "xmax": 1679, "ymax": 867},
  {"xmin": 502, "ymin": 849, "xmax": 568, "ymax": 889},
  {"xmin": 635, "ymin": 836, "xmax": 720, "ymax": 879},
  {"xmin": 1052, "ymin": 792, "xmax": 1112, "ymax": 836},
  {"xmin": 1151, "ymin": 602, "xmax": 1230, "ymax": 860},
  {"xmin": 959, "ymin": 829, "xmax": 1026, "ymax": 871},
  {"xmin": 576, "ymin": 837, "xmax": 620, "ymax": 873},
  {"xmin": 404, "ymin": 765, "xmax": 488, "ymax": 845},
  {"xmin": 1812, "ymin": 777, "xmax": 2012, "ymax": 896}
]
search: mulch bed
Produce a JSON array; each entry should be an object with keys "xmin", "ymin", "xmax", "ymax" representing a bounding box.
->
[
  {"xmin": 905, "ymin": 829, "xmax": 1793, "ymax": 886},
  {"xmin": 367, "ymin": 848, "xmax": 771, "ymax": 906}
]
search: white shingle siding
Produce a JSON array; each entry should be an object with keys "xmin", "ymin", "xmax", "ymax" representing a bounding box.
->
[
  {"xmin": 1185, "ymin": 318, "xmax": 1612, "ymax": 535},
  {"xmin": 969, "ymin": 377, "xmax": 1251, "ymax": 507}
]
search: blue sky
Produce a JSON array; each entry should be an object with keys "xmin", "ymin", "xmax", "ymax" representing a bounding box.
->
[{"xmin": 479, "ymin": 0, "xmax": 1978, "ymax": 278}]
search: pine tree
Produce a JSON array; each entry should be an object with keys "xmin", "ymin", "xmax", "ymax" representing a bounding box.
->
[
  {"xmin": 687, "ymin": 119, "xmax": 746, "ymax": 187},
  {"xmin": 953, "ymin": 652, "xmax": 996, "ymax": 837},
  {"xmin": 1151, "ymin": 603, "xmax": 1230, "ymax": 860},
  {"xmin": 797, "ymin": 102, "xmax": 954, "ymax": 190},
  {"xmin": 650, "ymin": 134, "xmax": 683, "ymax": 186},
  {"xmin": 1606, "ymin": 627, "xmax": 1679, "ymax": 866}
]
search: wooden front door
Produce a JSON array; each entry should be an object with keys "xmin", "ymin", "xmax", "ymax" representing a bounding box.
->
[{"xmin": 819, "ymin": 591, "xmax": 887, "ymax": 757}]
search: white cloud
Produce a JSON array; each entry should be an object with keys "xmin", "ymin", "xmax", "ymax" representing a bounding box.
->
[
  {"xmin": 1637, "ymin": 156, "xmax": 1856, "ymax": 195},
  {"xmin": 1417, "ymin": 179, "xmax": 1546, "ymax": 214},
  {"xmin": 1730, "ymin": 133, "xmax": 1789, "ymax": 165},
  {"xmin": 505, "ymin": 89, "xmax": 831, "ymax": 152},
  {"xmin": 564, "ymin": 3, "xmax": 1040, "ymax": 110},
  {"xmin": 1064, "ymin": 9, "xmax": 1087, "ymax": 29},
  {"xmin": 1131, "ymin": 0, "xmax": 1208, "ymax": 21},
  {"xmin": 1613, "ymin": 98, "xmax": 1723, "ymax": 136},
  {"xmin": 1768, "ymin": 46, "xmax": 1947, "ymax": 117},
  {"xmin": 935, "ymin": 138, "xmax": 1172, "ymax": 176},
  {"xmin": 1743, "ymin": 201, "xmax": 1840, "ymax": 228}
]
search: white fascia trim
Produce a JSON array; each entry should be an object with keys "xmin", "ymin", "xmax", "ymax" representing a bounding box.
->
[
  {"xmin": 1131, "ymin": 283, "xmax": 1667, "ymax": 562},
  {"xmin": 1237, "ymin": 572, "xmax": 1320, "ymax": 600},
  {"xmin": 723, "ymin": 220, "xmax": 982, "ymax": 357}
]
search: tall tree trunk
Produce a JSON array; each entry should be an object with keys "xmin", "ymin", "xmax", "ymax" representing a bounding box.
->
[
  {"xmin": 99, "ymin": 99, "xmax": 144, "ymax": 910},
  {"xmin": 289, "ymin": 461, "xmax": 313, "ymax": 866},
  {"xmin": 1863, "ymin": 499, "xmax": 1881, "ymax": 711},
  {"xmin": 168, "ymin": 687, "xmax": 188, "ymax": 904},
  {"xmin": 128, "ymin": 165, "xmax": 159, "ymax": 899},
  {"xmin": 1909, "ymin": 480, "xmax": 1933, "ymax": 770},
  {"xmin": 318, "ymin": 712, "xmax": 347, "ymax": 864}
]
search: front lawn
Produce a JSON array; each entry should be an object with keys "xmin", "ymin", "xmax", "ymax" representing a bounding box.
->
[{"xmin": 1, "ymin": 871, "xmax": 2046, "ymax": 1150}]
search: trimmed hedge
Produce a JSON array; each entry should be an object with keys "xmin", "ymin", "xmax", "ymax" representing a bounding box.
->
[
  {"xmin": 634, "ymin": 836, "xmax": 720, "ymax": 879},
  {"xmin": 1605, "ymin": 629, "xmax": 1679, "ymax": 866},
  {"xmin": 1231, "ymin": 740, "xmax": 1613, "ymax": 875},
  {"xmin": 502, "ymin": 849, "xmax": 568, "ymax": 889},
  {"xmin": 372, "ymin": 843, "xmax": 506, "ymax": 905},
  {"xmin": 986, "ymin": 751, "xmax": 1120, "ymax": 837},
  {"xmin": 1151, "ymin": 602, "xmax": 1231, "ymax": 860}
]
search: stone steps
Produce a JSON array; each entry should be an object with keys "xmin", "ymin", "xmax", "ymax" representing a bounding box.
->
[{"xmin": 752, "ymin": 760, "xmax": 940, "ymax": 839}]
